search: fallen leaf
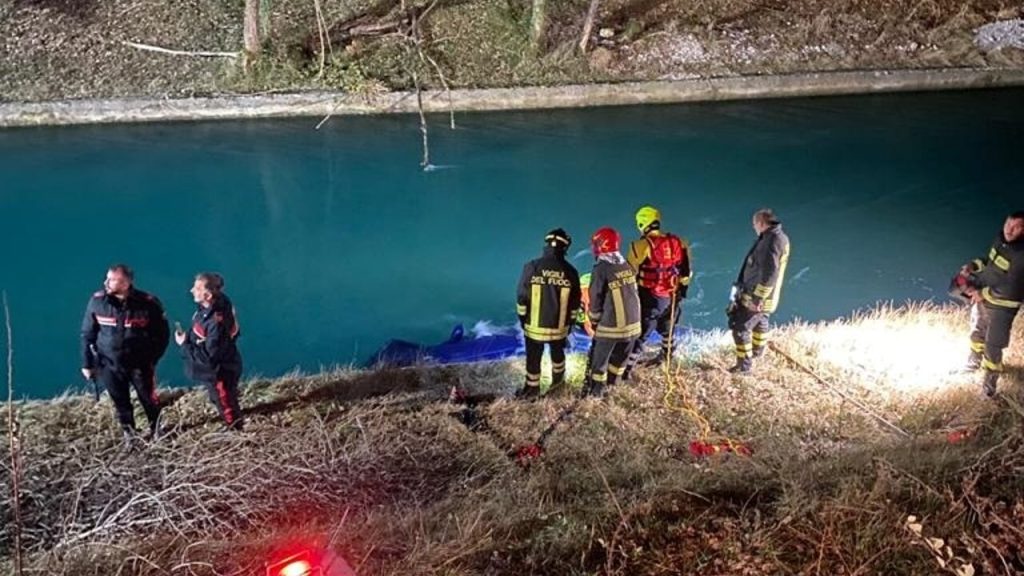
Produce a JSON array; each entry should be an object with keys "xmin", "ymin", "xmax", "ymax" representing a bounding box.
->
[{"xmin": 956, "ymin": 565, "xmax": 975, "ymax": 576}]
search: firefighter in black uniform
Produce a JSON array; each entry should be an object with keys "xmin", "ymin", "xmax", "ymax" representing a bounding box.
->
[
  {"xmin": 516, "ymin": 229, "xmax": 582, "ymax": 399},
  {"xmin": 175, "ymin": 272, "xmax": 245, "ymax": 430},
  {"xmin": 625, "ymin": 205, "xmax": 692, "ymax": 375},
  {"xmin": 960, "ymin": 211, "xmax": 1024, "ymax": 397},
  {"xmin": 80, "ymin": 264, "xmax": 169, "ymax": 438},
  {"xmin": 728, "ymin": 209, "xmax": 791, "ymax": 373},
  {"xmin": 585, "ymin": 227, "xmax": 642, "ymax": 398}
]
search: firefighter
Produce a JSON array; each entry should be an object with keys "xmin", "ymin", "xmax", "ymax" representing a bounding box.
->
[
  {"xmin": 80, "ymin": 264, "xmax": 170, "ymax": 439},
  {"xmin": 625, "ymin": 205, "xmax": 692, "ymax": 374},
  {"xmin": 728, "ymin": 209, "xmax": 791, "ymax": 373},
  {"xmin": 175, "ymin": 272, "xmax": 245, "ymax": 430},
  {"xmin": 516, "ymin": 229, "xmax": 582, "ymax": 399},
  {"xmin": 584, "ymin": 227, "xmax": 642, "ymax": 398},
  {"xmin": 960, "ymin": 211, "xmax": 1024, "ymax": 397}
]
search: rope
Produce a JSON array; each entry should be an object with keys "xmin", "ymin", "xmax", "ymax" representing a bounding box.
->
[
  {"xmin": 768, "ymin": 341, "xmax": 911, "ymax": 438},
  {"xmin": 658, "ymin": 288, "xmax": 747, "ymax": 454}
]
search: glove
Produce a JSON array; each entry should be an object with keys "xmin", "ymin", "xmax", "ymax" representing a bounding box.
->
[
  {"xmin": 737, "ymin": 292, "xmax": 763, "ymax": 312},
  {"xmin": 518, "ymin": 315, "xmax": 527, "ymax": 328}
]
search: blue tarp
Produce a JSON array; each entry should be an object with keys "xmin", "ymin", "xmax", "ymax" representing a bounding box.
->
[{"xmin": 366, "ymin": 324, "xmax": 692, "ymax": 368}]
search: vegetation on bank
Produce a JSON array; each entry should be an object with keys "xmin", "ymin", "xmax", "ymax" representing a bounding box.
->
[
  {"xmin": 1, "ymin": 0, "xmax": 1022, "ymax": 102},
  {"xmin": 2, "ymin": 303, "xmax": 1022, "ymax": 574}
]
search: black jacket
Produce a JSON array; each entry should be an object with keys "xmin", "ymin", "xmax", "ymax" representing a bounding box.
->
[
  {"xmin": 735, "ymin": 223, "xmax": 791, "ymax": 314},
  {"xmin": 81, "ymin": 288, "xmax": 170, "ymax": 370},
  {"xmin": 969, "ymin": 234, "xmax": 1024, "ymax": 309},
  {"xmin": 182, "ymin": 294, "xmax": 243, "ymax": 382},
  {"xmin": 517, "ymin": 247, "xmax": 582, "ymax": 342},
  {"xmin": 589, "ymin": 256, "xmax": 642, "ymax": 341}
]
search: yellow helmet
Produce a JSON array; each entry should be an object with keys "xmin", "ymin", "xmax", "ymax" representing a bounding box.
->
[{"xmin": 635, "ymin": 206, "xmax": 661, "ymax": 233}]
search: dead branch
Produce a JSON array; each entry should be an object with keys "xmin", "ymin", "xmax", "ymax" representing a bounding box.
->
[
  {"xmin": 4, "ymin": 292, "xmax": 23, "ymax": 576},
  {"xmin": 312, "ymin": 0, "xmax": 329, "ymax": 80},
  {"xmin": 120, "ymin": 41, "xmax": 239, "ymax": 58},
  {"xmin": 578, "ymin": 0, "xmax": 601, "ymax": 54}
]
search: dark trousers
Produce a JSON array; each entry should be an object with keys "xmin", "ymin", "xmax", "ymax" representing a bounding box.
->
[
  {"xmin": 524, "ymin": 338, "xmax": 567, "ymax": 387},
  {"xmin": 589, "ymin": 337, "xmax": 635, "ymax": 388},
  {"xmin": 729, "ymin": 307, "xmax": 771, "ymax": 363},
  {"xmin": 99, "ymin": 363, "xmax": 161, "ymax": 432},
  {"xmin": 202, "ymin": 372, "xmax": 244, "ymax": 430},
  {"xmin": 969, "ymin": 303, "xmax": 1019, "ymax": 373},
  {"xmin": 628, "ymin": 289, "xmax": 680, "ymax": 368}
]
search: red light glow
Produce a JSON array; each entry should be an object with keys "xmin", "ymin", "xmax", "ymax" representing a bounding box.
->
[{"xmin": 278, "ymin": 559, "xmax": 313, "ymax": 576}]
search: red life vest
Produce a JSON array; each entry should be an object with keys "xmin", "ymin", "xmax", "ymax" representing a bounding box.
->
[{"xmin": 638, "ymin": 234, "xmax": 685, "ymax": 297}]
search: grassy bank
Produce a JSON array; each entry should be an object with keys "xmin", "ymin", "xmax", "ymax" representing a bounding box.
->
[
  {"xmin": 2, "ymin": 303, "xmax": 1023, "ymax": 574},
  {"xmin": 1, "ymin": 0, "xmax": 1022, "ymax": 103}
]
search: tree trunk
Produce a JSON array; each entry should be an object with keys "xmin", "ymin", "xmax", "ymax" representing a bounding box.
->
[
  {"xmin": 530, "ymin": 0, "xmax": 546, "ymax": 52},
  {"xmin": 578, "ymin": 0, "xmax": 600, "ymax": 54},
  {"xmin": 243, "ymin": 0, "xmax": 261, "ymax": 71}
]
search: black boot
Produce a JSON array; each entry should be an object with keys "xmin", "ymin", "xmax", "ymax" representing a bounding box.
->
[
  {"xmin": 964, "ymin": 351, "xmax": 982, "ymax": 371},
  {"xmin": 729, "ymin": 357, "xmax": 752, "ymax": 374},
  {"xmin": 642, "ymin": 351, "xmax": 668, "ymax": 367},
  {"xmin": 547, "ymin": 376, "xmax": 570, "ymax": 398},
  {"xmin": 121, "ymin": 426, "xmax": 140, "ymax": 449},
  {"xmin": 752, "ymin": 346, "xmax": 765, "ymax": 359},
  {"xmin": 146, "ymin": 412, "xmax": 163, "ymax": 441},
  {"xmin": 982, "ymin": 370, "xmax": 999, "ymax": 398},
  {"xmin": 516, "ymin": 384, "xmax": 541, "ymax": 401}
]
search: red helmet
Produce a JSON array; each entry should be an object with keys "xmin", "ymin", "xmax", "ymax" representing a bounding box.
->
[{"xmin": 591, "ymin": 227, "xmax": 620, "ymax": 256}]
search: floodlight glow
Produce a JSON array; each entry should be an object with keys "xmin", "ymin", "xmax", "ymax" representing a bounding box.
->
[{"xmin": 793, "ymin": 315, "xmax": 968, "ymax": 393}]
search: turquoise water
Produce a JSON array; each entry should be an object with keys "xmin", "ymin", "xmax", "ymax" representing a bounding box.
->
[{"xmin": 1, "ymin": 88, "xmax": 1022, "ymax": 398}]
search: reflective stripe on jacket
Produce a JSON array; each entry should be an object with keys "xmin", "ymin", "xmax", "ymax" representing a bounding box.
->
[
  {"xmin": 736, "ymin": 224, "xmax": 791, "ymax": 314},
  {"xmin": 81, "ymin": 288, "xmax": 169, "ymax": 369},
  {"xmin": 516, "ymin": 248, "xmax": 582, "ymax": 342},
  {"xmin": 971, "ymin": 234, "xmax": 1024, "ymax": 309},
  {"xmin": 589, "ymin": 257, "xmax": 642, "ymax": 341}
]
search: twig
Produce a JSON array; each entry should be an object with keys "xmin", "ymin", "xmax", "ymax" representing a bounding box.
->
[
  {"xmin": 875, "ymin": 458, "xmax": 942, "ymax": 498},
  {"xmin": 412, "ymin": 67, "xmax": 430, "ymax": 168},
  {"xmin": 121, "ymin": 41, "xmax": 239, "ymax": 58},
  {"xmin": 418, "ymin": 49, "xmax": 455, "ymax": 130},
  {"xmin": 4, "ymin": 291, "xmax": 23, "ymax": 575}
]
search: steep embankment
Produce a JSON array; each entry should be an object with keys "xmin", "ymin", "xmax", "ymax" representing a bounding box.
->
[
  {"xmin": 1, "ymin": 304, "xmax": 1022, "ymax": 574},
  {"xmin": 1, "ymin": 0, "xmax": 1022, "ymax": 103}
]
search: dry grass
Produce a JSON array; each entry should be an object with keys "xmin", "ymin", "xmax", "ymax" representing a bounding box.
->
[
  {"xmin": 1, "ymin": 0, "xmax": 1022, "ymax": 102},
  {"xmin": 2, "ymin": 304, "xmax": 1023, "ymax": 574}
]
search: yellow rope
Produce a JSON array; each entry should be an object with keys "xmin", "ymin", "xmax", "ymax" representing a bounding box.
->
[
  {"xmin": 660, "ymin": 288, "xmax": 712, "ymax": 441},
  {"xmin": 659, "ymin": 287, "xmax": 747, "ymax": 454}
]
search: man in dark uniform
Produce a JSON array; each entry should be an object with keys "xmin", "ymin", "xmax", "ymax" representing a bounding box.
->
[
  {"xmin": 625, "ymin": 205, "xmax": 692, "ymax": 374},
  {"xmin": 516, "ymin": 229, "xmax": 582, "ymax": 399},
  {"xmin": 728, "ymin": 209, "xmax": 791, "ymax": 374},
  {"xmin": 961, "ymin": 211, "xmax": 1024, "ymax": 397},
  {"xmin": 585, "ymin": 227, "xmax": 642, "ymax": 398},
  {"xmin": 80, "ymin": 264, "xmax": 169, "ymax": 439},
  {"xmin": 175, "ymin": 272, "xmax": 245, "ymax": 430}
]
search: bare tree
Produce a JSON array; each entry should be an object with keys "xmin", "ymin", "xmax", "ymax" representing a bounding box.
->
[
  {"xmin": 243, "ymin": 0, "xmax": 262, "ymax": 70},
  {"xmin": 579, "ymin": 0, "xmax": 601, "ymax": 53},
  {"xmin": 530, "ymin": 0, "xmax": 546, "ymax": 51}
]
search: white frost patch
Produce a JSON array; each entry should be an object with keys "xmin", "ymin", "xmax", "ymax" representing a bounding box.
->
[
  {"xmin": 974, "ymin": 19, "xmax": 1024, "ymax": 52},
  {"xmin": 627, "ymin": 33, "xmax": 708, "ymax": 67}
]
